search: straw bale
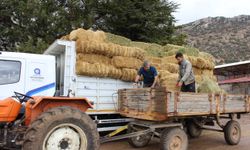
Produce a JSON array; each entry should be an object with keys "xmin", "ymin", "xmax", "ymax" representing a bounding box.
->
[
  {"xmin": 145, "ymin": 56, "xmax": 162, "ymax": 64},
  {"xmin": 105, "ymin": 33, "xmax": 131, "ymax": 46},
  {"xmin": 162, "ymin": 55, "xmax": 178, "ymax": 64},
  {"xmin": 60, "ymin": 35, "xmax": 69, "ymax": 40},
  {"xmin": 161, "ymin": 63, "xmax": 179, "ymax": 73},
  {"xmin": 121, "ymin": 68, "xmax": 137, "ymax": 81},
  {"xmin": 193, "ymin": 67, "xmax": 202, "ymax": 76},
  {"xmin": 197, "ymin": 77, "xmax": 222, "ymax": 93},
  {"xmin": 69, "ymin": 28, "xmax": 106, "ymax": 42},
  {"xmin": 111, "ymin": 56, "xmax": 142, "ymax": 69},
  {"xmin": 202, "ymin": 69, "xmax": 214, "ymax": 77},
  {"xmin": 163, "ymin": 44, "xmax": 183, "ymax": 52},
  {"xmin": 108, "ymin": 66, "xmax": 123, "ymax": 79},
  {"xmin": 160, "ymin": 73, "xmax": 180, "ymax": 91},
  {"xmin": 129, "ymin": 41, "xmax": 151, "ymax": 50},
  {"xmin": 158, "ymin": 70, "xmax": 171, "ymax": 79},
  {"xmin": 76, "ymin": 62, "xmax": 109, "ymax": 77},
  {"xmin": 199, "ymin": 52, "xmax": 215, "ymax": 63},
  {"xmin": 151, "ymin": 63, "xmax": 162, "ymax": 70},
  {"xmin": 187, "ymin": 56, "xmax": 197, "ymax": 67},
  {"xmin": 77, "ymin": 53, "xmax": 111, "ymax": 65}
]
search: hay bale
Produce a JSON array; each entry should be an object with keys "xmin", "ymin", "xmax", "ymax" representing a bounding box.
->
[
  {"xmin": 162, "ymin": 55, "xmax": 178, "ymax": 64},
  {"xmin": 161, "ymin": 63, "xmax": 179, "ymax": 73},
  {"xmin": 197, "ymin": 77, "xmax": 222, "ymax": 93},
  {"xmin": 60, "ymin": 35, "xmax": 69, "ymax": 40},
  {"xmin": 202, "ymin": 69, "xmax": 214, "ymax": 77},
  {"xmin": 151, "ymin": 63, "xmax": 162, "ymax": 70},
  {"xmin": 129, "ymin": 41, "xmax": 151, "ymax": 50},
  {"xmin": 160, "ymin": 73, "xmax": 180, "ymax": 91},
  {"xmin": 163, "ymin": 44, "xmax": 183, "ymax": 52},
  {"xmin": 121, "ymin": 68, "xmax": 137, "ymax": 81},
  {"xmin": 193, "ymin": 67, "xmax": 202, "ymax": 76},
  {"xmin": 69, "ymin": 28, "xmax": 106, "ymax": 42},
  {"xmin": 76, "ymin": 62, "xmax": 109, "ymax": 77},
  {"xmin": 145, "ymin": 56, "xmax": 162, "ymax": 64},
  {"xmin": 187, "ymin": 56, "xmax": 197, "ymax": 67},
  {"xmin": 77, "ymin": 53, "xmax": 111, "ymax": 65},
  {"xmin": 159, "ymin": 70, "xmax": 171, "ymax": 79},
  {"xmin": 111, "ymin": 56, "xmax": 142, "ymax": 69},
  {"xmin": 76, "ymin": 40, "xmax": 145, "ymax": 59},
  {"xmin": 199, "ymin": 52, "xmax": 215, "ymax": 63},
  {"xmin": 105, "ymin": 33, "xmax": 131, "ymax": 46},
  {"xmin": 108, "ymin": 66, "xmax": 123, "ymax": 79}
]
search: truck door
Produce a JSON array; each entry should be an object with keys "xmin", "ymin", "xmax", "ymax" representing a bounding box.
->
[{"xmin": 0, "ymin": 58, "xmax": 25, "ymax": 99}]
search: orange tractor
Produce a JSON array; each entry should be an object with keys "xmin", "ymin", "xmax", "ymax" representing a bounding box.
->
[{"xmin": 0, "ymin": 92, "xmax": 99, "ymax": 150}]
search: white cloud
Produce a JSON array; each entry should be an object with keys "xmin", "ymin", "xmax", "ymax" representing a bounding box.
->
[{"xmin": 172, "ymin": 0, "xmax": 250, "ymax": 25}]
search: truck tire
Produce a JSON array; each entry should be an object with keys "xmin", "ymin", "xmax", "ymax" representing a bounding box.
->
[
  {"xmin": 22, "ymin": 106, "xmax": 99, "ymax": 150},
  {"xmin": 224, "ymin": 120, "xmax": 241, "ymax": 145},
  {"xmin": 187, "ymin": 121, "xmax": 202, "ymax": 138},
  {"xmin": 127, "ymin": 125, "xmax": 152, "ymax": 148},
  {"xmin": 160, "ymin": 128, "xmax": 188, "ymax": 150}
]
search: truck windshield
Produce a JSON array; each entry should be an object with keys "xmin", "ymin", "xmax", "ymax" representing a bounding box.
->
[{"xmin": 0, "ymin": 60, "xmax": 21, "ymax": 85}]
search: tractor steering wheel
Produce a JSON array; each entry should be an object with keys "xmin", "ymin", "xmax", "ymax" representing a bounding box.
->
[{"xmin": 14, "ymin": 92, "xmax": 33, "ymax": 103}]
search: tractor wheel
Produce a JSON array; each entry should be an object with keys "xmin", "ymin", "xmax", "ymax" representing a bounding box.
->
[
  {"xmin": 22, "ymin": 106, "xmax": 99, "ymax": 150},
  {"xmin": 224, "ymin": 120, "xmax": 241, "ymax": 145},
  {"xmin": 187, "ymin": 121, "xmax": 202, "ymax": 138},
  {"xmin": 160, "ymin": 127, "xmax": 188, "ymax": 150}
]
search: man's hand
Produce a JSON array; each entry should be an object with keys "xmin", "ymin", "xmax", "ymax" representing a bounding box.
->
[
  {"xmin": 150, "ymin": 84, "xmax": 155, "ymax": 88},
  {"xmin": 177, "ymin": 82, "xmax": 183, "ymax": 87}
]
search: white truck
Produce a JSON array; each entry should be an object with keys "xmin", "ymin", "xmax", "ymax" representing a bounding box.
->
[{"xmin": 0, "ymin": 40, "xmax": 133, "ymax": 132}]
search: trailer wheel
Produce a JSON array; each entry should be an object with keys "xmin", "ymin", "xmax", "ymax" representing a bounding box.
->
[
  {"xmin": 22, "ymin": 106, "xmax": 99, "ymax": 150},
  {"xmin": 127, "ymin": 125, "xmax": 152, "ymax": 148},
  {"xmin": 187, "ymin": 121, "xmax": 202, "ymax": 138},
  {"xmin": 224, "ymin": 120, "xmax": 241, "ymax": 145},
  {"xmin": 160, "ymin": 128, "xmax": 188, "ymax": 150}
]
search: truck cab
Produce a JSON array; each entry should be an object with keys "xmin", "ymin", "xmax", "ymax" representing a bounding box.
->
[{"xmin": 0, "ymin": 51, "xmax": 55, "ymax": 99}]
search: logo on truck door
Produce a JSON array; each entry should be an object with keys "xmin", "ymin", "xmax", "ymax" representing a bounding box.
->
[{"xmin": 31, "ymin": 68, "xmax": 44, "ymax": 81}]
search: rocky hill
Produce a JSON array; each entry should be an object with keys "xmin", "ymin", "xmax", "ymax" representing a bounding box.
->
[{"xmin": 178, "ymin": 15, "xmax": 250, "ymax": 64}]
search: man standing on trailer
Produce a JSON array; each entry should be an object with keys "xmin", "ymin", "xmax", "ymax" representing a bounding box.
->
[
  {"xmin": 134, "ymin": 61, "xmax": 158, "ymax": 88},
  {"xmin": 175, "ymin": 52, "xmax": 196, "ymax": 92}
]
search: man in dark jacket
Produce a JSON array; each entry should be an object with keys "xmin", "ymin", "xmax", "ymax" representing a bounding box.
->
[
  {"xmin": 175, "ymin": 52, "xmax": 196, "ymax": 92},
  {"xmin": 135, "ymin": 61, "xmax": 158, "ymax": 88}
]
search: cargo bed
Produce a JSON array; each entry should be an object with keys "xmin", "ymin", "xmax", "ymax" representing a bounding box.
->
[{"xmin": 118, "ymin": 87, "xmax": 250, "ymax": 121}]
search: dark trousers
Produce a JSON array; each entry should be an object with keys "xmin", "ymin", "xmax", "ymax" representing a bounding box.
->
[
  {"xmin": 181, "ymin": 82, "xmax": 196, "ymax": 92},
  {"xmin": 143, "ymin": 83, "xmax": 153, "ymax": 88}
]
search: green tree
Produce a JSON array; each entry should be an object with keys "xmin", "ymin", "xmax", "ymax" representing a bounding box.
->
[{"xmin": 96, "ymin": 0, "xmax": 179, "ymax": 45}]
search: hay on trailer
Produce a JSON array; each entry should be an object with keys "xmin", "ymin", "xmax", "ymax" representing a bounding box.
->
[
  {"xmin": 129, "ymin": 41, "xmax": 151, "ymax": 50},
  {"xmin": 158, "ymin": 70, "xmax": 171, "ymax": 78},
  {"xmin": 77, "ymin": 53, "xmax": 111, "ymax": 65},
  {"xmin": 197, "ymin": 77, "xmax": 222, "ymax": 93},
  {"xmin": 164, "ymin": 46, "xmax": 200, "ymax": 57},
  {"xmin": 163, "ymin": 44, "xmax": 183, "ymax": 52},
  {"xmin": 76, "ymin": 62, "xmax": 109, "ymax": 77},
  {"xmin": 60, "ymin": 35, "xmax": 69, "ymax": 40},
  {"xmin": 121, "ymin": 68, "xmax": 137, "ymax": 81},
  {"xmin": 161, "ymin": 63, "xmax": 179, "ymax": 73},
  {"xmin": 187, "ymin": 56, "xmax": 197, "ymax": 67},
  {"xmin": 151, "ymin": 63, "xmax": 162, "ymax": 70},
  {"xmin": 111, "ymin": 56, "xmax": 142, "ymax": 69}
]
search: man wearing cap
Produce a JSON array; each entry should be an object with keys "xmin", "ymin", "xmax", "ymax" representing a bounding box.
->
[
  {"xmin": 134, "ymin": 61, "xmax": 158, "ymax": 88},
  {"xmin": 175, "ymin": 52, "xmax": 196, "ymax": 92}
]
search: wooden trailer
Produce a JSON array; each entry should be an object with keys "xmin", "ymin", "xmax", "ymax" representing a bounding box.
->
[{"xmin": 101, "ymin": 87, "xmax": 250, "ymax": 150}]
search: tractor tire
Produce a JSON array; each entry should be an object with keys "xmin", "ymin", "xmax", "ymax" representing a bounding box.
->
[
  {"xmin": 22, "ymin": 106, "xmax": 99, "ymax": 150},
  {"xmin": 187, "ymin": 121, "xmax": 202, "ymax": 138},
  {"xmin": 160, "ymin": 127, "xmax": 188, "ymax": 150},
  {"xmin": 224, "ymin": 120, "xmax": 241, "ymax": 145},
  {"xmin": 127, "ymin": 125, "xmax": 152, "ymax": 148}
]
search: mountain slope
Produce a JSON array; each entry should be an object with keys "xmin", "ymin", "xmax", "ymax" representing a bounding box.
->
[{"xmin": 178, "ymin": 15, "xmax": 250, "ymax": 64}]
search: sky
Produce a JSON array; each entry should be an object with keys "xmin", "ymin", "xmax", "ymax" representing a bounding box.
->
[{"xmin": 172, "ymin": 0, "xmax": 250, "ymax": 25}]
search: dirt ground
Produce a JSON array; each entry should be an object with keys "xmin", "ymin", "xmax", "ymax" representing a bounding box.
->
[{"xmin": 101, "ymin": 114, "xmax": 250, "ymax": 150}]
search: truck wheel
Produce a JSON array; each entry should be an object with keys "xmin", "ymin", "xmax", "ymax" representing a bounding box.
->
[
  {"xmin": 160, "ymin": 128, "xmax": 188, "ymax": 150},
  {"xmin": 127, "ymin": 125, "xmax": 152, "ymax": 148},
  {"xmin": 187, "ymin": 121, "xmax": 202, "ymax": 138},
  {"xmin": 22, "ymin": 106, "xmax": 99, "ymax": 150},
  {"xmin": 224, "ymin": 120, "xmax": 241, "ymax": 145}
]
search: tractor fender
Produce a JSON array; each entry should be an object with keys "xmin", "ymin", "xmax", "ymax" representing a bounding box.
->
[{"xmin": 25, "ymin": 96, "xmax": 93, "ymax": 126}]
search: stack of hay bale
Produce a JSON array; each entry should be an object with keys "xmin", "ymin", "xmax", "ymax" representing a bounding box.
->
[
  {"xmin": 65, "ymin": 28, "xmax": 145, "ymax": 82},
  {"xmin": 61, "ymin": 28, "xmax": 222, "ymax": 93}
]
